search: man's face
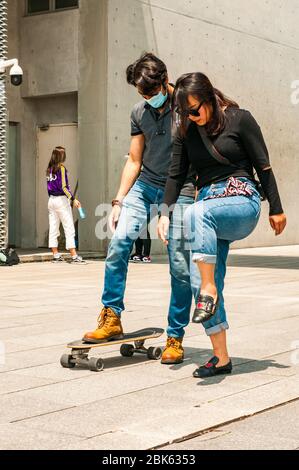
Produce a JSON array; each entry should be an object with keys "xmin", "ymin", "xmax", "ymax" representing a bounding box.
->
[{"xmin": 137, "ymin": 83, "xmax": 167, "ymax": 100}]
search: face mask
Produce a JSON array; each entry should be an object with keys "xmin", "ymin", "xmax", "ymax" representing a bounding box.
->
[{"xmin": 145, "ymin": 89, "xmax": 168, "ymax": 108}]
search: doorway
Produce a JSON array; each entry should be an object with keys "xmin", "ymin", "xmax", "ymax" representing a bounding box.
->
[{"xmin": 37, "ymin": 124, "xmax": 78, "ymax": 247}]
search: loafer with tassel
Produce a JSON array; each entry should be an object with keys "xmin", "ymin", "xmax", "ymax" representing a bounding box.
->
[{"xmin": 193, "ymin": 356, "xmax": 232, "ymax": 378}]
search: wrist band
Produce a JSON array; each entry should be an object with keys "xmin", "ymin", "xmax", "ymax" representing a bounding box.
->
[{"xmin": 112, "ymin": 199, "xmax": 121, "ymax": 207}]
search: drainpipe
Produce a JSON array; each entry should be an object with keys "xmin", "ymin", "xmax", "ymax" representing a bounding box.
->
[{"xmin": 0, "ymin": 0, "xmax": 8, "ymax": 250}]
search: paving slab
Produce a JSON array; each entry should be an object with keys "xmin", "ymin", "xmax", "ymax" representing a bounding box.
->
[
  {"xmin": 162, "ymin": 401, "xmax": 299, "ymax": 450},
  {"xmin": 0, "ymin": 395, "xmax": 76, "ymax": 425},
  {"xmin": 0, "ymin": 423, "xmax": 85, "ymax": 450},
  {"xmin": 0, "ymin": 372, "xmax": 55, "ymax": 395}
]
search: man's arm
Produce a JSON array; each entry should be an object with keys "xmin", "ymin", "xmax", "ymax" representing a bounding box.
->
[
  {"xmin": 108, "ymin": 134, "xmax": 144, "ymax": 233},
  {"xmin": 114, "ymin": 133, "xmax": 145, "ymax": 202}
]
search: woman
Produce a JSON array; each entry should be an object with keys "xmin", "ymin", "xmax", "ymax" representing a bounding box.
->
[
  {"xmin": 47, "ymin": 146, "xmax": 85, "ymax": 263},
  {"xmin": 158, "ymin": 73, "xmax": 286, "ymax": 378}
]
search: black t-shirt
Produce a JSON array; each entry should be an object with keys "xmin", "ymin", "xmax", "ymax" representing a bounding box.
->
[
  {"xmin": 162, "ymin": 107, "xmax": 283, "ymax": 215},
  {"xmin": 130, "ymin": 100, "xmax": 196, "ymax": 197}
]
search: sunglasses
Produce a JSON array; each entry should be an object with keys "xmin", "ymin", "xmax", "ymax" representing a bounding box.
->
[{"xmin": 175, "ymin": 100, "xmax": 205, "ymax": 117}]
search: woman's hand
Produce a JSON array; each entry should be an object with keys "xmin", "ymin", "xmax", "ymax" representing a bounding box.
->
[
  {"xmin": 109, "ymin": 205, "xmax": 121, "ymax": 233},
  {"xmin": 73, "ymin": 199, "xmax": 81, "ymax": 208},
  {"xmin": 158, "ymin": 215, "xmax": 170, "ymax": 245},
  {"xmin": 269, "ymin": 213, "xmax": 287, "ymax": 236}
]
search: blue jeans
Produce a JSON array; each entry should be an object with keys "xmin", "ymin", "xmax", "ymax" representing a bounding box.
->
[
  {"xmin": 101, "ymin": 179, "xmax": 198, "ymax": 338},
  {"xmin": 167, "ymin": 196, "xmax": 200, "ymax": 338},
  {"xmin": 184, "ymin": 177, "xmax": 261, "ymax": 336}
]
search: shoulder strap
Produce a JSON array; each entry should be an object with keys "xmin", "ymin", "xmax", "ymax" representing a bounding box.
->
[{"xmin": 196, "ymin": 125, "xmax": 232, "ymax": 166}]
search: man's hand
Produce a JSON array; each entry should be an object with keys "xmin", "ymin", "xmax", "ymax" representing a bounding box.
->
[
  {"xmin": 269, "ymin": 213, "xmax": 287, "ymax": 236},
  {"xmin": 109, "ymin": 205, "xmax": 121, "ymax": 233},
  {"xmin": 158, "ymin": 215, "xmax": 170, "ymax": 245}
]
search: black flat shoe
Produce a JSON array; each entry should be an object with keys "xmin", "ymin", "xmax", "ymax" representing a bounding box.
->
[
  {"xmin": 192, "ymin": 294, "xmax": 219, "ymax": 323},
  {"xmin": 193, "ymin": 356, "xmax": 232, "ymax": 378}
]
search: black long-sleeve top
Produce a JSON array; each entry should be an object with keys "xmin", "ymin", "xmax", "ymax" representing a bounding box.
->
[{"xmin": 162, "ymin": 107, "xmax": 283, "ymax": 216}]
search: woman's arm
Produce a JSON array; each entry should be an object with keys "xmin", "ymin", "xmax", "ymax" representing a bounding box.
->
[
  {"xmin": 61, "ymin": 165, "xmax": 74, "ymax": 201},
  {"xmin": 160, "ymin": 128, "xmax": 190, "ymax": 217},
  {"xmin": 158, "ymin": 128, "xmax": 191, "ymax": 244},
  {"xmin": 240, "ymin": 110, "xmax": 284, "ymax": 216}
]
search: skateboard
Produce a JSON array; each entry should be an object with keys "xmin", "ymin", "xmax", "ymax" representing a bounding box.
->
[{"xmin": 60, "ymin": 327, "xmax": 164, "ymax": 372}]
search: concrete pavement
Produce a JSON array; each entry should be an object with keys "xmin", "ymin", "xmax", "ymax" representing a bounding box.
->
[
  {"xmin": 0, "ymin": 245, "xmax": 299, "ymax": 450},
  {"xmin": 162, "ymin": 400, "xmax": 299, "ymax": 450}
]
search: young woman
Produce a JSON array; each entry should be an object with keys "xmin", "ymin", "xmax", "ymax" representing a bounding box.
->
[
  {"xmin": 47, "ymin": 146, "xmax": 85, "ymax": 263},
  {"xmin": 158, "ymin": 72, "xmax": 286, "ymax": 378}
]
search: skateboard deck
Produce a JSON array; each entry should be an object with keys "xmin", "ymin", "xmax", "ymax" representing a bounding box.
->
[{"xmin": 60, "ymin": 327, "xmax": 164, "ymax": 372}]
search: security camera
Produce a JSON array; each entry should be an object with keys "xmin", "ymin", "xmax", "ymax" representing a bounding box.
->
[
  {"xmin": 10, "ymin": 64, "xmax": 23, "ymax": 87},
  {"xmin": 0, "ymin": 59, "xmax": 23, "ymax": 87}
]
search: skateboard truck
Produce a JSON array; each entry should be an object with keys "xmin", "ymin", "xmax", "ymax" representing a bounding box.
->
[
  {"xmin": 120, "ymin": 340, "xmax": 162, "ymax": 360},
  {"xmin": 61, "ymin": 349, "xmax": 104, "ymax": 372},
  {"xmin": 60, "ymin": 328, "xmax": 164, "ymax": 372}
]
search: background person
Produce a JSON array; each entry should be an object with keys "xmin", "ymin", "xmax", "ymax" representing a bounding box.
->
[
  {"xmin": 47, "ymin": 146, "xmax": 85, "ymax": 264},
  {"xmin": 130, "ymin": 220, "xmax": 152, "ymax": 263}
]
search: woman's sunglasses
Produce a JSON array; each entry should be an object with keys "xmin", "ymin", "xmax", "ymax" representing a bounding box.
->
[{"xmin": 175, "ymin": 100, "xmax": 205, "ymax": 117}]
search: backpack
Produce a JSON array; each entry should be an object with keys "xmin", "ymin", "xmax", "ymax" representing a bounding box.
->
[{"xmin": 0, "ymin": 248, "xmax": 20, "ymax": 266}]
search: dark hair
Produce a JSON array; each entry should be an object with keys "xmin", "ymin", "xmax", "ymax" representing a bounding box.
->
[
  {"xmin": 126, "ymin": 52, "xmax": 168, "ymax": 95},
  {"xmin": 173, "ymin": 72, "xmax": 239, "ymax": 136},
  {"xmin": 46, "ymin": 146, "xmax": 66, "ymax": 176}
]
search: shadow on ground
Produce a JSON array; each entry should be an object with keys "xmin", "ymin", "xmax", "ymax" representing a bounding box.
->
[
  {"xmin": 151, "ymin": 254, "xmax": 299, "ymax": 270},
  {"xmin": 227, "ymin": 255, "xmax": 299, "ymax": 270},
  {"xmin": 167, "ymin": 347, "xmax": 290, "ymax": 386},
  {"xmin": 70, "ymin": 346, "xmax": 289, "ymax": 385}
]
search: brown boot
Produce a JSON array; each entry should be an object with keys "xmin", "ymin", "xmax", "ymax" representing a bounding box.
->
[
  {"xmin": 161, "ymin": 337, "xmax": 184, "ymax": 364},
  {"xmin": 83, "ymin": 307, "xmax": 124, "ymax": 343}
]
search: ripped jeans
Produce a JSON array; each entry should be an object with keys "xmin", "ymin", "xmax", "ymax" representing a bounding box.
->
[{"xmin": 183, "ymin": 177, "xmax": 261, "ymax": 335}]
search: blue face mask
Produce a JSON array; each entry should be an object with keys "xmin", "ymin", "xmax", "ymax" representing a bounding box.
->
[{"xmin": 145, "ymin": 89, "xmax": 168, "ymax": 108}]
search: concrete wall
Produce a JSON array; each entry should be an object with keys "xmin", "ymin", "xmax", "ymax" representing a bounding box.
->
[
  {"xmin": 20, "ymin": 8, "xmax": 78, "ymax": 97},
  {"xmin": 105, "ymin": 0, "xmax": 299, "ymax": 250},
  {"xmin": 7, "ymin": 1, "xmax": 79, "ymax": 248}
]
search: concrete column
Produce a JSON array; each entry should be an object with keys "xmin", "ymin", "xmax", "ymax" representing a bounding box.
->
[{"xmin": 78, "ymin": 0, "xmax": 108, "ymax": 252}]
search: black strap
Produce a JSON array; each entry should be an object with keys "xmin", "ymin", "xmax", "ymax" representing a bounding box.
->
[
  {"xmin": 196, "ymin": 125, "xmax": 234, "ymax": 166},
  {"xmin": 196, "ymin": 125, "xmax": 266, "ymax": 201}
]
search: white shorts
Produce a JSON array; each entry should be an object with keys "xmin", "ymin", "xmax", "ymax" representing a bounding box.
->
[{"xmin": 48, "ymin": 196, "xmax": 76, "ymax": 250}]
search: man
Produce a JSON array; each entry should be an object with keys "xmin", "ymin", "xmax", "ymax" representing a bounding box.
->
[{"xmin": 84, "ymin": 53, "xmax": 199, "ymax": 364}]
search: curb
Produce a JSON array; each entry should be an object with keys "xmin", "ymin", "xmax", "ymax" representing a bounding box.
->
[{"xmin": 18, "ymin": 252, "xmax": 106, "ymax": 263}]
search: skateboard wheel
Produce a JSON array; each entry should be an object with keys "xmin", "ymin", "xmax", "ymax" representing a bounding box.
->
[
  {"xmin": 60, "ymin": 354, "xmax": 75, "ymax": 369},
  {"xmin": 147, "ymin": 347, "xmax": 162, "ymax": 360},
  {"xmin": 120, "ymin": 344, "xmax": 134, "ymax": 357},
  {"xmin": 89, "ymin": 357, "xmax": 104, "ymax": 372}
]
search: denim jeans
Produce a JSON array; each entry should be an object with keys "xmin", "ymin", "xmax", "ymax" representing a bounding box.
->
[
  {"xmin": 101, "ymin": 179, "xmax": 198, "ymax": 338},
  {"xmin": 167, "ymin": 196, "xmax": 200, "ymax": 338},
  {"xmin": 183, "ymin": 177, "xmax": 261, "ymax": 336}
]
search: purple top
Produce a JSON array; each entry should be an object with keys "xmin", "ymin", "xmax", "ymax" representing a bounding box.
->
[{"xmin": 47, "ymin": 165, "xmax": 74, "ymax": 200}]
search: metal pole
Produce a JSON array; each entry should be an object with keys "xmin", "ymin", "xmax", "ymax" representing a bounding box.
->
[{"xmin": 0, "ymin": 0, "xmax": 8, "ymax": 250}]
